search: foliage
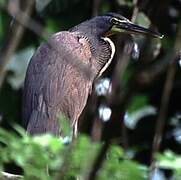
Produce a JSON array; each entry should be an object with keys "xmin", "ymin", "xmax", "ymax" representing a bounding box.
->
[
  {"xmin": 0, "ymin": 127, "xmax": 64, "ymax": 180},
  {"xmin": 127, "ymin": 94, "xmax": 149, "ymax": 113},
  {"xmin": 156, "ymin": 151, "xmax": 181, "ymax": 179},
  {"xmin": 0, "ymin": 126, "xmax": 147, "ymax": 180},
  {"xmin": 0, "ymin": 125, "xmax": 179, "ymax": 179},
  {"xmin": 98, "ymin": 146, "xmax": 148, "ymax": 180}
]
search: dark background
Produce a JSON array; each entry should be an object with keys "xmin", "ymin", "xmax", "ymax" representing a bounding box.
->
[{"xmin": 0, "ymin": 0, "xmax": 180, "ymax": 178}]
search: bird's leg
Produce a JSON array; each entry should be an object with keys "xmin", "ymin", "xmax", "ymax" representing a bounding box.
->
[{"xmin": 72, "ymin": 119, "xmax": 78, "ymax": 139}]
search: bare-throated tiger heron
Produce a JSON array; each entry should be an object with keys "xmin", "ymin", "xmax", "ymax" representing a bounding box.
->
[{"xmin": 22, "ymin": 13, "xmax": 162, "ymax": 137}]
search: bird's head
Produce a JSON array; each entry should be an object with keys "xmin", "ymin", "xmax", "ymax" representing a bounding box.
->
[
  {"xmin": 71, "ymin": 12, "xmax": 163, "ymax": 39},
  {"xmin": 70, "ymin": 13, "xmax": 163, "ymax": 77},
  {"xmin": 104, "ymin": 12, "xmax": 163, "ymax": 38}
]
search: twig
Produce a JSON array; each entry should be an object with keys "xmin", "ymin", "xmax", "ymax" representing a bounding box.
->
[
  {"xmin": 0, "ymin": 171, "xmax": 22, "ymax": 179},
  {"xmin": 109, "ymin": 36, "xmax": 134, "ymax": 149},
  {"xmin": 91, "ymin": 117, "xmax": 103, "ymax": 141},
  {"xmin": 0, "ymin": 1, "xmax": 95, "ymax": 88},
  {"xmin": 108, "ymin": 3, "xmax": 139, "ymax": 149},
  {"xmin": 87, "ymin": 8, "xmax": 141, "ymax": 178},
  {"xmin": 0, "ymin": 2, "xmax": 49, "ymax": 39},
  {"xmin": 89, "ymin": 0, "xmax": 102, "ymax": 141},
  {"xmin": 136, "ymin": 53, "xmax": 171, "ymax": 86},
  {"xmin": 131, "ymin": 0, "xmax": 139, "ymax": 22},
  {"xmin": 150, "ymin": 21, "xmax": 181, "ymax": 176},
  {"xmin": 92, "ymin": 0, "xmax": 101, "ymax": 17},
  {"xmin": 0, "ymin": 0, "xmax": 35, "ymax": 88}
]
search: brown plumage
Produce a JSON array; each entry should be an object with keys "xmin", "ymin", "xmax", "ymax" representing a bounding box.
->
[
  {"xmin": 23, "ymin": 32, "xmax": 97, "ymax": 136},
  {"xmin": 22, "ymin": 13, "xmax": 162, "ymax": 137}
]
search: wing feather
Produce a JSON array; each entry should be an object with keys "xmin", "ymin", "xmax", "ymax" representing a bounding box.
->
[{"xmin": 22, "ymin": 31, "xmax": 93, "ymax": 135}]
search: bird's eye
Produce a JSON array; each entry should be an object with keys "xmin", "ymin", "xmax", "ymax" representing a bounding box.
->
[{"xmin": 110, "ymin": 18, "xmax": 119, "ymax": 25}]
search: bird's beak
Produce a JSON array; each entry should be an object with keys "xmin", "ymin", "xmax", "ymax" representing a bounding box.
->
[{"xmin": 111, "ymin": 20, "xmax": 163, "ymax": 39}]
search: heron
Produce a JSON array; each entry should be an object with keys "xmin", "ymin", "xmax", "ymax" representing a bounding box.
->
[{"xmin": 22, "ymin": 12, "xmax": 162, "ymax": 137}]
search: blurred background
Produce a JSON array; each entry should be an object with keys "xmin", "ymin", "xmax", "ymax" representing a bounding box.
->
[{"xmin": 0, "ymin": 0, "xmax": 181, "ymax": 179}]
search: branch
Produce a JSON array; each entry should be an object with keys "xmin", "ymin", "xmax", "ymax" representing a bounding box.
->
[
  {"xmin": 0, "ymin": 1, "xmax": 96, "ymax": 88},
  {"xmin": 0, "ymin": 0, "xmax": 35, "ymax": 88},
  {"xmin": 87, "ymin": 7, "xmax": 141, "ymax": 179},
  {"xmin": 136, "ymin": 53, "xmax": 172, "ymax": 86},
  {"xmin": 131, "ymin": 0, "xmax": 139, "ymax": 22},
  {"xmin": 150, "ymin": 21, "xmax": 181, "ymax": 176},
  {"xmin": 1, "ymin": 171, "xmax": 22, "ymax": 180}
]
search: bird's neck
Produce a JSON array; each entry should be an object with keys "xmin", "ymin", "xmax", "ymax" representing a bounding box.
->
[
  {"xmin": 97, "ymin": 37, "xmax": 115, "ymax": 76},
  {"xmin": 71, "ymin": 30, "xmax": 115, "ymax": 77},
  {"xmin": 89, "ymin": 36, "xmax": 115, "ymax": 77}
]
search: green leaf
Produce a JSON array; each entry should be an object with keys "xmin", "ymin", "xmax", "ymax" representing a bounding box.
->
[
  {"xmin": 99, "ymin": 145, "xmax": 148, "ymax": 180},
  {"xmin": 107, "ymin": 145, "xmax": 124, "ymax": 161},
  {"xmin": 68, "ymin": 136, "xmax": 100, "ymax": 178},
  {"xmin": 45, "ymin": 18, "xmax": 59, "ymax": 34},
  {"xmin": 124, "ymin": 106, "xmax": 156, "ymax": 129},
  {"xmin": 156, "ymin": 151, "xmax": 181, "ymax": 170},
  {"xmin": 127, "ymin": 94, "xmax": 149, "ymax": 113},
  {"xmin": 136, "ymin": 12, "xmax": 151, "ymax": 28},
  {"xmin": 33, "ymin": 134, "xmax": 63, "ymax": 153}
]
